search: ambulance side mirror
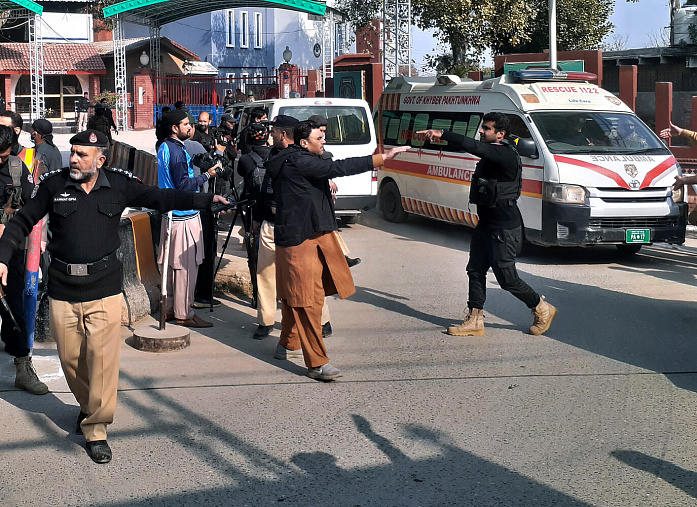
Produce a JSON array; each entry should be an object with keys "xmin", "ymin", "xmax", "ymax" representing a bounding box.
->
[{"xmin": 512, "ymin": 137, "xmax": 539, "ymax": 159}]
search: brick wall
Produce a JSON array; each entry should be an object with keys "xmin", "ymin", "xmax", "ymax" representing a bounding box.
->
[{"xmin": 132, "ymin": 70, "xmax": 154, "ymax": 130}]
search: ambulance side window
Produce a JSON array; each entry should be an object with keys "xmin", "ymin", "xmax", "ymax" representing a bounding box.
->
[
  {"xmin": 466, "ymin": 115, "xmax": 481, "ymax": 138},
  {"xmin": 412, "ymin": 114, "xmax": 429, "ymax": 147},
  {"xmin": 426, "ymin": 111, "xmax": 483, "ymax": 153},
  {"xmin": 385, "ymin": 114, "xmax": 401, "ymax": 144},
  {"xmin": 397, "ymin": 113, "xmax": 413, "ymax": 146},
  {"xmin": 505, "ymin": 114, "xmax": 532, "ymax": 139}
]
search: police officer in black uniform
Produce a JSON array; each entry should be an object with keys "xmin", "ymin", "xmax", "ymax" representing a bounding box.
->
[
  {"xmin": 419, "ymin": 113, "xmax": 558, "ymax": 337},
  {"xmin": 0, "ymin": 129, "xmax": 229, "ymax": 464},
  {"xmin": 0, "ymin": 125, "xmax": 48, "ymax": 395}
]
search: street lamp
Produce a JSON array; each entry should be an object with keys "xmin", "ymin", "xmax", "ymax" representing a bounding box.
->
[
  {"xmin": 283, "ymin": 46, "xmax": 292, "ymax": 64},
  {"xmin": 139, "ymin": 51, "xmax": 150, "ymax": 67}
]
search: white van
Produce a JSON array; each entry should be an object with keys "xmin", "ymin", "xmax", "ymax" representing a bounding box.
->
[
  {"xmin": 376, "ymin": 70, "xmax": 687, "ymax": 254},
  {"xmin": 233, "ymin": 97, "xmax": 378, "ymax": 222}
]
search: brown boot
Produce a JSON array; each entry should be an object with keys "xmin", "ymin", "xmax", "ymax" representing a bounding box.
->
[
  {"xmin": 447, "ymin": 308, "xmax": 484, "ymax": 336},
  {"xmin": 14, "ymin": 356, "xmax": 49, "ymax": 395},
  {"xmin": 530, "ymin": 296, "xmax": 558, "ymax": 335}
]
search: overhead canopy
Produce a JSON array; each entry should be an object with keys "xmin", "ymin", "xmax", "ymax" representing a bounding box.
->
[
  {"xmin": 0, "ymin": 0, "xmax": 42, "ymax": 15},
  {"xmin": 103, "ymin": 0, "xmax": 326, "ymax": 25}
]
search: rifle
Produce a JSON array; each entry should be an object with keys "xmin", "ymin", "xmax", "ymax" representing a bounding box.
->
[
  {"xmin": 0, "ymin": 284, "xmax": 21, "ymax": 333},
  {"xmin": 159, "ymin": 211, "xmax": 173, "ymax": 330},
  {"xmin": 243, "ymin": 209, "xmax": 259, "ymax": 309}
]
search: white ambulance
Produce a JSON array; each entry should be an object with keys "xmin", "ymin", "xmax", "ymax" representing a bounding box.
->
[
  {"xmin": 375, "ymin": 70, "xmax": 687, "ymax": 254},
  {"xmin": 234, "ymin": 97, "xmax": 378, "ymax": 223}
]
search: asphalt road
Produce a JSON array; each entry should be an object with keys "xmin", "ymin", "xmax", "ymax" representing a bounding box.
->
[{"xmin": 1, "ymin": 209, "xmax": 696, "ymax": 506}]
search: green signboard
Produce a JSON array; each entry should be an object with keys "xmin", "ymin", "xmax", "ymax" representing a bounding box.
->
[
  {"xmin": 333, "ymin": 71, "xmax": 365, "ymax": 101},
  {"xmin": 503, "ymin": 60, "xmax": 585, "ymax": 74}
]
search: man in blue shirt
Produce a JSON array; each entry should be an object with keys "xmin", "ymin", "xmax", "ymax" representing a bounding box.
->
[{"xmin": 158, "ymin": 110, "xmax": 218, "ymax": 328}]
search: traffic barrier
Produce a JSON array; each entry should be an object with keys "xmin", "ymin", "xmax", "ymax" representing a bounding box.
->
[
  {"xmin": 125, "ymin": 210, "xmax": 161, "ymax": 315},
  {"xmin": 109, "ymin": 141, "xmax": 158, "ymax": 186}
]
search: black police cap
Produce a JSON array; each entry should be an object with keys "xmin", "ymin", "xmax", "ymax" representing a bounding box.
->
[
  {"xmin": 70, "ymin": 129, "xmax": 109, "ymax": 148},
  {"xmin": 269, "ymin": 114, "xmax": 298, "ymax": 128}
]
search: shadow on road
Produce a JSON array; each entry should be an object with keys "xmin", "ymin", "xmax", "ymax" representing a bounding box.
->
[
  {"xmin": 77, "ymin": 374, "xmax": 594, "ymax": 506},
  {"xmin": 358, "ymin": 210, "xmax": 697, "ymax": 392},
  {"xmin": 612, "ymin": 450, "xmax": 697, "ymax": 499}
]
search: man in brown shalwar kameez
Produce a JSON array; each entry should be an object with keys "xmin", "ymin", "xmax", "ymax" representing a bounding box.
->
[{"xmin": 265, "ymin": 119, "xmax": 408, "ymax": 380}]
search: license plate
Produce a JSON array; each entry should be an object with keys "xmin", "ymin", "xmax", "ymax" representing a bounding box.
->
[{"xmin": 626, "ymin": 229, "xmax": 650, "ymax": 243}]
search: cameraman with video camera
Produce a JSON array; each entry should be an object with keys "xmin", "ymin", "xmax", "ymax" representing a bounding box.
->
[
  {"xmin": 215, "ymin": 113, "xmax": 238, "ymax": 160},
  {"xmin": 237, "ymin": 107, "xmax": 268, "ymax": 155}
]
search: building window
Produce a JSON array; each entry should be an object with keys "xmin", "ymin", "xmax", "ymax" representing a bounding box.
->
[
  {"xmin": 254, "ymin": 72, "xmax": 263, "ymax": 84},
  {"xmin": 226, "ymin": 10, "xmax": 235, "ymax": 47},
  {"xmin": 240, "ymin": 11, "xmax": 249, "ymax": 48},
  {"xmin": 254, "ymin": 12, "xmax": 262, "ymax": 48}
]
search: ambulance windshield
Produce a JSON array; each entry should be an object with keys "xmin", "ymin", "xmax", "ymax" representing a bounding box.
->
[{"xmin": 531, "ymin": 112, "xmax": 669, "ymax": 155}]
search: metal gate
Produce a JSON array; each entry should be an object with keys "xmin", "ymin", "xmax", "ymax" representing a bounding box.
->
[{"xmin": 155, "ymin": 75, "xmax": 278, "ymax": 107}]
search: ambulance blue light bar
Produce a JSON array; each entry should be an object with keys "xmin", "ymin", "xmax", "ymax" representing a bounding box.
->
[{"xmin": 509, "ymin": 69, "xmax": 597, "ymax": 82}]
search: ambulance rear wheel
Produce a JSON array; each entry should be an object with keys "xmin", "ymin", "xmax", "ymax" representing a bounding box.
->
[
  {"xmin": 616, "ymin": 244, "xmax": 642, "ymax": 256},
  {"xmin": 380, "ymin": 181, "xmax": 408, "ymax": 223}
]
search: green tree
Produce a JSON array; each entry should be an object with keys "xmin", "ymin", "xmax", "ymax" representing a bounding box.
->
[
  {"xmin": 491, "ymin": 0, "xmax": 614, "ymax": 54},
  {"xmin": 338, "ymin": 0, "xmax": 625, "ymax": 69},
  {"xmin": 412, "ymin": 0, "xmax": 535, "ymax": 64}
]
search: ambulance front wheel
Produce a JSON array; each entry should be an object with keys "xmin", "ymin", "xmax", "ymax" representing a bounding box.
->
[
  {"xmin": 616, "ymin": 244, "xmax": 642, "ymax": 256},
  {"xmin": 380, "ymin": 181, "xmax": 408, "ymax": 223}
]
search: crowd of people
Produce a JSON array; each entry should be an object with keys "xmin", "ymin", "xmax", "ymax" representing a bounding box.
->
[{"xmin": 0, "ymin": 102, "xmax": 570, "ymax": 466}]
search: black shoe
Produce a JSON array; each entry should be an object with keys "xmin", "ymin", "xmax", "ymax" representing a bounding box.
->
[
  {"xmin": 253, "ymin": 325, "xmax": 273, "ymax": 340},
  {"xmin": 75, "ymin": 411, "xmax": 88, "ymax": 435},
  {"xmin": 192, "ymin": 297, "xmax": 222, "ymax": 309},
  {"xmin": 345, "ymin": 256, "xmax": 361, "ymax": 268},
  {"xmin": 86, "ymin": 440, "xmax": 112, "ymax": 464},
  {"xmin": 322, "ymin": 322, "xmax": 332, "ymax": 338}
]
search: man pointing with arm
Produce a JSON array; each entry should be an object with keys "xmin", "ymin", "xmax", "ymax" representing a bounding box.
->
[{"xmin": 419, "ymin": 112, "xmax": 557, "ymax": 337}]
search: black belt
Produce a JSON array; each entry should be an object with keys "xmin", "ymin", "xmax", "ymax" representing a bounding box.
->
[{"xmin": 51, "ymin": 253, "xmax": 117, "ymax": 276}]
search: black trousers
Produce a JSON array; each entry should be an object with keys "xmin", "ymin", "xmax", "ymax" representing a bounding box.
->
[
  {"xmin": 194, "ymin": 210, "xmax": 216, "ymax": 301},
  {"xmin": 1, "ymin": 249, "xmax": 30, "ymax": 357},
  {"xmin": 466, "ymin": 225, "xmax": 540, "ymax": 310}
]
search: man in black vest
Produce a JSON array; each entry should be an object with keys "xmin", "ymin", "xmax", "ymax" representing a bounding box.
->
[
  {"xmin": 419, "ymin": 112, "xmax": 557, "ymax": 337},
  {"xmin": 0, "ymin": 125, "xmax": 47, "ymax": 395}
]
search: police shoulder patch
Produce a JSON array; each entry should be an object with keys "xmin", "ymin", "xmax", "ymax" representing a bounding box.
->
[
  {"xmin": 38, "ymin": 168, "xmax": 66, "ymax": 182},
  {"xmin": 105, "ymin": 166, "xmax": 142, "ymax": 183}
]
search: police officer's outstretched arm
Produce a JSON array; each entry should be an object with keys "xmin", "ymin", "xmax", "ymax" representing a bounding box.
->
[
  {"xmin": 418, "ymin": 128, "xmax": 511, "ymax": 162},
  {"xmin": 123, "ymin": 177, "xmax": 227, "ymax": 212},
  {"xmin": 301, "ymin": 145, "xmax": 410, "ymax": 180}
]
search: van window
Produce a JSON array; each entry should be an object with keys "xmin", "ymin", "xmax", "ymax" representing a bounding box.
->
[
  {"xmin": 532, "ymin": 112, "xmax": 669, "ymax": 155},
  {"xmin": 278, "ymin": 105, "xmax": 372, "ymax": 145},
  {"xmin": 381, "ymin": 109, "xmax": 482, "ymax": 152}
]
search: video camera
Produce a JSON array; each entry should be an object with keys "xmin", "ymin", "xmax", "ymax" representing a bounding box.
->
[
  {"xmin": 192, "ymin": 150, "xmax": 234, "ymax": 181},
  {"xmin": 210, "ymin": 125, "xmax": 235, "ymax": 147}
]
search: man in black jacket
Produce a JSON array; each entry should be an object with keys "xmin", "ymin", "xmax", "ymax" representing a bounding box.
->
[
  {"xmin": 76, "ymin": 92, "xmax": 90, "ymax": 132},
  {"xmin": 0, "ymin": 129, "xmax": 228, "ymax": 464},
  {"xmin": 251, "ymin": 115, "xmax": 297, "ymax": 340},
  {"xmin": 419, "ymin": 112, "xmax": 557, "ymax": 337},
  {"xmin": 268, "ymin": 120, "xmax": 408, "ymax": 380}
]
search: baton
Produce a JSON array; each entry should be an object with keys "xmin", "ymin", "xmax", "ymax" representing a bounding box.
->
[{"xmin": 0, "ymin": 284, "xmax": 21, "ymax": 333}]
